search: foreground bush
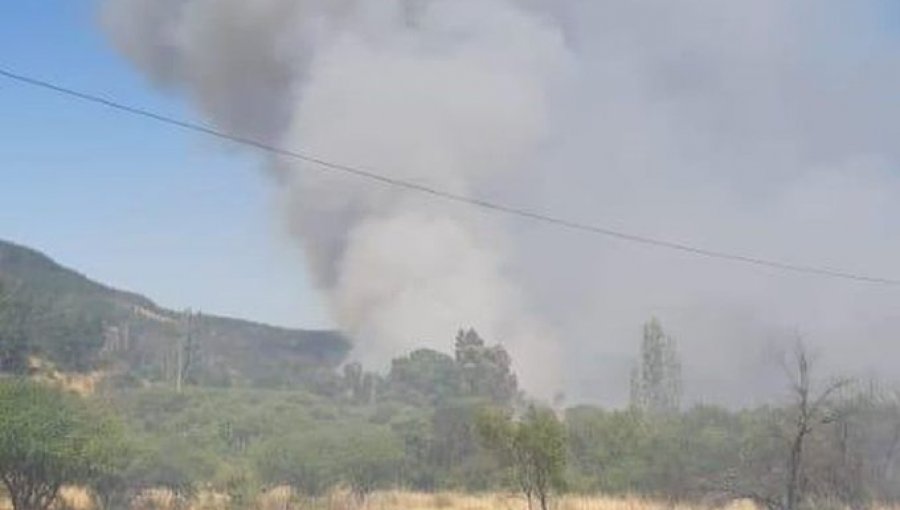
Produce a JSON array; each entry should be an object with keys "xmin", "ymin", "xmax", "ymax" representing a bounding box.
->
[{"xmin": 0, "ymin": 379, "xmax": 126, "ymax": 510}]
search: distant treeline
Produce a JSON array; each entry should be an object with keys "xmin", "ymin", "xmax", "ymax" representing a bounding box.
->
[{"xmin": 4, "ymin": 280, "xmax": 900, "ymax": 510}]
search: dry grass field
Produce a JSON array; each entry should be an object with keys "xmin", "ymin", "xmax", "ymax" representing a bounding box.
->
[
  {"xmin": 2, "ymin": 487, "xmax": 762, "ymax": 510},
  {"xmin": 8, "ymin": 487, "xmax": 900, "ymax": 510},
  {"xmin": 333, "ymin": 491, "xmax": 757, "ymax": 510}
]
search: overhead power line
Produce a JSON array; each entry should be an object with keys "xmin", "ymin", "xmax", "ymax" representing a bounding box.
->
[{"xmin": 1, "ymin": 67, "xmax": 897, "ymax": 286}]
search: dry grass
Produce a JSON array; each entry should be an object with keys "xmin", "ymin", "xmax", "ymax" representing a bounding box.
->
[
  {"xmin": 28, "ymin": 356, "xmax": 105, "ymax": 396},
  {"xmin": 74, "ymin": 488, "xmax": 756, "ymax": 510},
  {"xmin": 345, "ymin": 491, "xmax": 757, "ymax": 510},
  {"xmin": 11, "ymin": 488, "xmax": 900, "ymax": 510},
  {"xmin": 6, "ymin": 488, "xmax": 754, "ymax": 510}
]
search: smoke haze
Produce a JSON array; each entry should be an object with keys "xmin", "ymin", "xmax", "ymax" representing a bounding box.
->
[{"xmin": 101, "ymin": 0, "xmax": 900, "ymax": 405}]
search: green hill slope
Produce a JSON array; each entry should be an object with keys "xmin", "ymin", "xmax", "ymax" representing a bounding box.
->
[{"xmin": 0, "ymin": 239, "xmax": 350, "ymax": 388}]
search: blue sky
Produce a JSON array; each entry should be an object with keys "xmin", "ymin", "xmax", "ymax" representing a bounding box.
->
[{"xmin": 0, "ymin": 1, "xmax": 331, "ymax": 328}]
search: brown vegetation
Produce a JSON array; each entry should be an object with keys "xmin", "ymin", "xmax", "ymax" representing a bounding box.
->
[{"xmin": 0, "ymin": 488, "xmax": 793, "ymax": 510}]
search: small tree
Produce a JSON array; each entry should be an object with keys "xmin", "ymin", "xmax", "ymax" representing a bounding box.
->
[
  {"xmin": 88, "ymin": 425, "xmax": 138, "ymax": 510},
  {"xmin": 213, "ymin": 462, "xmax": 261, "ymax": 510},
  {"xmin": 255, "ymin": 430, "xmax": 340, "ymax": 498},
  {"xmin": 339, "ymin": 427, "xmax": 403, "ymax": 500},
  {"xmin": 256, "ymin": 425, "xmax": 401, "ymax": 500},
  {"xmin": 0, "ymin": 380, "xmax": 125, "ymax": 510},
  {"xmin": 126, "ymin": 437, "xmax": 217, "ymax": 506},
  {"xmin": 478, "ymin": 405, "xmax": 567, "ymax": 510}
]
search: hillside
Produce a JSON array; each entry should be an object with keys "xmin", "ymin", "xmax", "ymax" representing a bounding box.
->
[{"xmin": 0, "ymin": 239, "xmax": 351, "ymax": 388}]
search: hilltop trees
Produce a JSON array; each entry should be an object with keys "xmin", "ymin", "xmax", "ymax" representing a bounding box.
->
[
  {"xmin": 47, "ymin": 314, "xmax": 104, "ymax": 373},
  {"xmin": 0, "ymin": 282, "xmax": 105, "ymax": 374},
  {"xmin": 0, "ymin": 380, "xmax": 127, "ymax": 510},
  {"xmin": 0, "ymin": 284, "xmax": 29, "ymax": 374},
  {"xmin": 630, "ymin": 318, "xmax": 682, "ymax": 414}
]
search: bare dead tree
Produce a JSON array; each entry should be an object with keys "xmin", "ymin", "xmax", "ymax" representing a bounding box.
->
[
  {"xmin": 716, "ymin": 339, "xmax": 850, "ymax": 510},
  {"xmin": 782, "ymin": 340, "xmax": 850, "ymax": 510}
]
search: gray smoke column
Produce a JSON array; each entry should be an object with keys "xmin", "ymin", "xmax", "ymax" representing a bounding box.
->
[
  {"xmin": 101, "ymin": 0, "xmax": 571, "ymax": 395},
  {"xmin": 102, "ymin": 0, "xmax": 900, "ymax": 405}
]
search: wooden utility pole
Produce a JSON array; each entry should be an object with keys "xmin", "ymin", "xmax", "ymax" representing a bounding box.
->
[{"xmin": 175, "ymin": 308, "xmax": 193, "ymax": 393}]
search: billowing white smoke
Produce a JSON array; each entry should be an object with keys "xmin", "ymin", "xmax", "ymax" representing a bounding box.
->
[
  {"xmin": 102, "ymin": 0, "xmax": 570, "ymax": 395},
  {"xmin": 103, "ymin": 0, "xmax": 900, "ymax": 405}
]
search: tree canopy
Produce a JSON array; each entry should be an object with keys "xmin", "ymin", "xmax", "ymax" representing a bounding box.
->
[
  {"xmin": 478, "ymin": 405, "xmax": 567, "ymax": 510},
  {"xmin": 0, "ymin": 379, "xmax": 126, "ymax": 510}
]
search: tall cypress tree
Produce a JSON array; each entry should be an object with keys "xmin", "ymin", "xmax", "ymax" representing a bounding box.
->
[{"xmin": 630, "ymin": 318, "xmax": 682, "ymax": 414}]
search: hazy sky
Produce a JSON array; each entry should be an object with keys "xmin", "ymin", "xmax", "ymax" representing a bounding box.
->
[
  {"xmin": 4, "ymin": 1, "xmax": 900, "ymax": 405},
  {"xmin": 0, "ymin": 1, "xmax": 332, "ymax": 328}
]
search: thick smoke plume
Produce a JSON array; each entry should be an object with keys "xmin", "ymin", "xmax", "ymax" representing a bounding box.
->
[{"xmin": 102, "ymin": 0, "xmax": 900, "ymax": 405}]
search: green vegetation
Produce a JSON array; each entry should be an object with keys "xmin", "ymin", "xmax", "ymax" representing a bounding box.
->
[
  {"xmin": 3, "ymin": 327, "xmax": 891, "ymax": 510},
  {"xmin": 257, "ymin": 425, "xmax": 402, "ymax": 499},
  {"xmin": 4, "ymin": 240, "xmax": 900, "ymax": 510},
  {"xmin": 0, "ymin": 379, "xmax": 126, "ymax": 510},
  {"xmin": 478, "ymin": 406, "xmax": 567, "ymax": 510},
  {"xmin": 0, "ymin": 240, "xmax": 351, "ymax": 386},
  {"xmin": 0, "ymin": 283, "xmax": 29, "ymax": 373}
]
